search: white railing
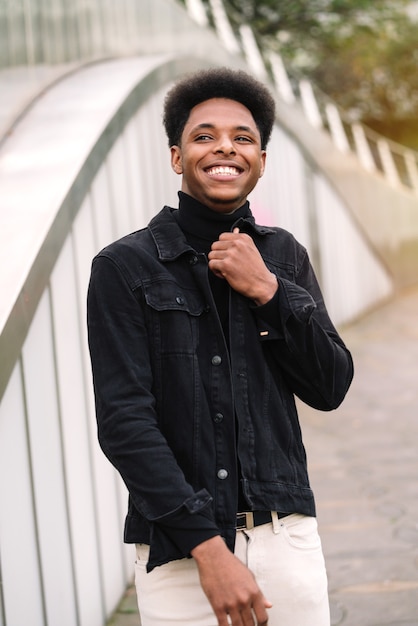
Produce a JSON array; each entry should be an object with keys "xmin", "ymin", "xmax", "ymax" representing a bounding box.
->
[{"xmin": 0, "ymin": 56, "xmax": 181, "ymax": 626}]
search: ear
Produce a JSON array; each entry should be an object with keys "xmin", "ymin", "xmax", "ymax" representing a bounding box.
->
[
  {"xmin": 259, "ymin": 150, "xmax": 267, "ymax": 178},
  {"xmin": 170, "ymin": 146, "xmax": 183, "ymax": 174}
]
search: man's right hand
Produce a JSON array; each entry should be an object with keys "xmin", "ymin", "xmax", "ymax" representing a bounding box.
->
[{"xmin": 191, "ymin": 535, "xmax": 272, "ymax": 625}]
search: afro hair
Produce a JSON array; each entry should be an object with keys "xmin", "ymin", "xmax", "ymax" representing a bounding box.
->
[{"xmin": 163, "ymin": 67, "xmax": 276, "ymax": 150}]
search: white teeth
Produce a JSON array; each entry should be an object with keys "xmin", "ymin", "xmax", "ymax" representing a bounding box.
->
[{"xmin": 207, "ymin": 166, "xmax": 240, "ymax": 176}]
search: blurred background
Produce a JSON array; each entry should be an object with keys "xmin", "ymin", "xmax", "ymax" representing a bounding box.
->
[{"xmin": 0, "ymin": 1, "xmax": 417, "ymax": 625}]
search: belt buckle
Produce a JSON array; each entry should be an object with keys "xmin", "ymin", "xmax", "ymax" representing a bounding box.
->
[{"xmin": 236, "ymin": 512, "xmax": 254, "ymax": 530}]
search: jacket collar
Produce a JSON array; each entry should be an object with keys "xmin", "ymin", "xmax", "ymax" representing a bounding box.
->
[{"xmin": 148, "ymin": 205, "xmax": 275, "ymax": 262}]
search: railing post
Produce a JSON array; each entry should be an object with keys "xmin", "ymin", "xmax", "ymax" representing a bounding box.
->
[
  {"xmin": 352, "ymin": 123, "xmax": 377, "ymax": 173},
  {"xmin": 325, "ymin": 102, "xmax": 350, "ymax": 153},
  {"xmin": 299, "ymin": 79, "xmax": 322, "ymax": 129},
  {"xmin": 239, "ymin": 24, "xmax": 267, "ymax": 80},
  {"xmin": 208, "ymin": 0, "xmax": 241, "ymax": 54},
  {"xmin": 269, "ymin": 52, "xmax": 295, "ymax": 105},
  {"xmin": 184, "ymin": 0, "xmax": 209, "ymax": 26},
  {"xmin": 377, "ymin": 138, "xmax": 401, "ymax": 187},
  {"xmin": 404, "ymin": 150, "xmax": 418, "ymax": 193}
]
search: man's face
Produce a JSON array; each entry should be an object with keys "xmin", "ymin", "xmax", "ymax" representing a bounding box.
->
[{"xmin": 170, "ymin": 98, "xmax": 266, "ymax": 213}]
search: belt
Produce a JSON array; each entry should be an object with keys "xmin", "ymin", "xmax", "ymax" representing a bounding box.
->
[{"xmin": 236, "ymin": 511, "xmax": 285, "ymax": 531}]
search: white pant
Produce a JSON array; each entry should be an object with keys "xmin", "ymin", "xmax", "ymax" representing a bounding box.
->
[{"xmin": 135, "ymin": 513, "xmax": 330, "ymax": 626}]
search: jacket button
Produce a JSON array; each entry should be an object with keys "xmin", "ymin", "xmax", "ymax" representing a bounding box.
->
[
  {"xmin": 214, "ymin": 412, "xmax": 224, "ymax": 423},
  {"xmin": 217, "ymin": 469, "xmax": 228, "ymax": 480},
  {"xmin": 211, "ymin": 355, "xmax": 222, "ymax": 366},
  {"xmin": 189, "ymin": 255, "xmax": 198, "ymax": 265},
  {"xmin": 175, "ymin": 296, "xmax": 185, "ymax": 305}
]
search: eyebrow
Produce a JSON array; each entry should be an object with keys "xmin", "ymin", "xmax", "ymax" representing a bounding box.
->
[{"xmin": 191, "ymin": 123, "xmax": 257, "ymax": 135}]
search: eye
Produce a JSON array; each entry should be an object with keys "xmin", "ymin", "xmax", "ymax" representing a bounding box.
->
[
  {"xmin": 235, "ymin": 135, "xmax": 253, "ymax": 143},
  {"xmin": 194, "ymin": 134, "xmax": 213, "ymax": 141}
]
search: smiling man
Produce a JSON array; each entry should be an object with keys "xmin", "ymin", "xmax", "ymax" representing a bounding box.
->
[{"xmin": 87, "ymin": 68, "xmax": 354, "ymax": 626}]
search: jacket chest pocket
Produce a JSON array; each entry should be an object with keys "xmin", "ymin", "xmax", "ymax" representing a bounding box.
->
[{"xmin": 143, "ymin": 279, "xmax": 207, "ymax": 354}]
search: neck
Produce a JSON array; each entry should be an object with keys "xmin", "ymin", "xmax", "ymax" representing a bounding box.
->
[{"xmin": 176, "ymin": 192, "xmax": 250, "ymax": 244}]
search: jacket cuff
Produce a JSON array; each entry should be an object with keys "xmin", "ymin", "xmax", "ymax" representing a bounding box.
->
[
  {"xmin": 252, "ymin": 279, "xmax": 317, "ymax": 341},
  {"xmin": 147, "ymin": 492, "xmax": 220, "ymax": 572}
]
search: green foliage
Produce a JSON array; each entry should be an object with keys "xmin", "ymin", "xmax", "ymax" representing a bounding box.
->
[{"xmin": 224, "ymin": 0, "xmax": 409, "ymax": 47}]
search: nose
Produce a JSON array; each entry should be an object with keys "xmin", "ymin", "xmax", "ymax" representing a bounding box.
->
[{"xmin": 214, "ymin": 135, "xmax": 236, "ymax": 155}]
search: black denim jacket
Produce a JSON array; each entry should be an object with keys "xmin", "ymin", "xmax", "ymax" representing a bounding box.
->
[{"xmin": 87, "ymin": 206, "xmax": 353, "ymax": 572}]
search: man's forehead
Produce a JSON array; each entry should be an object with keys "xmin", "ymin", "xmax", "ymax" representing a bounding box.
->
[{"xmin": 185, "ymin": 98, "xmax": 258, "ymax": 130}]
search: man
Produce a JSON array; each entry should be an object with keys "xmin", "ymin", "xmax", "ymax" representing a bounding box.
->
[{"xmin": 87, "ymin": 67, "xmax": 353, "ymax": 626}]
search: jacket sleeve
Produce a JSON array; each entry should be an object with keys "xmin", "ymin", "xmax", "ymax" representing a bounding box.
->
[
  {"xmin": 252, "ymin": 247, "xmax": 354, "ymax": 411},
  {"xmin": 87, "ymin": 254, "xmax": 220, "ymax": 570}
]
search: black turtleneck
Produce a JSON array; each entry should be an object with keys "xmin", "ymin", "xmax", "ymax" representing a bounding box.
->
[
  {"xmin": 176, "ymin": 190, "xmax": 251, "ymax": 250},
  {"xmin": 175, "ymin": 191, "xmax": 251, "ymax": 511},
  {"xmin": 175, "ymin": 191, "xmax": 251, "ymax": 345}
]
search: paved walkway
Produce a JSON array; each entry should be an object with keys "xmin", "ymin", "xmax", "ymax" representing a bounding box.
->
[
  {"xmin": 302, "ymin": 287, "xmax": 418, "ymax": 626},
  {"xmin": 107, "ymin": 288, "xmax": 418, "ymax": 626}
]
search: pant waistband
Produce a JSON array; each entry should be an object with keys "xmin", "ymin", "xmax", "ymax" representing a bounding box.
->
[{"xmin": 236, "ymin": 511, "xmax": 287, "ymax": 531}]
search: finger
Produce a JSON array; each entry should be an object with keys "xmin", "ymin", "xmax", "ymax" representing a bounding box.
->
[
  {"xmin": 216, "ymin": 614, "xmax": 231, "ymax": 626},
  {"xmin": 228, "ymin": 607, "xmax": 246, "ymax": 626},
  {"xmin": 210, "ymin": 235, "xmax": 246, "ymax": 254},
  {"xmin": 239, "ymin": 606, "xmax": 257, "ymax": 626},
  {"xmin": 211, "ymin": 267, "xmax": 225, "ymax": 279},
  {"xmin": 217, "ymin": 229, "xmax": 242, "ymax": 242},
  {"xmin": 211, "ymin": 238, "xmax": 236, "ymax": 250},
  {"xmin": 253, "ymin": 596, "xmax": 272, "ymax": 625}
]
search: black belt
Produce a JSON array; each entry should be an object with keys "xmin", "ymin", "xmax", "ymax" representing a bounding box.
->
[{"xmin": 236, "ymin": 511, "xmax": 287, "ymax": 531}]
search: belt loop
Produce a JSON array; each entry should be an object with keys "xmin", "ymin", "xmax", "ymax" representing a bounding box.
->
[
  {"xmin": 245, "ymin": 512, "xmax": 254, "ymax": 530},
  {"xmin": 271, "ymin": 511, "xmax": 281, "ymax": 534}
]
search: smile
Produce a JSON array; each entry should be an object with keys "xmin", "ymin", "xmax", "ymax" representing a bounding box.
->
[{"xmin": 206, "ymin": 166, "xmax": 242, "ymax": 177}]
